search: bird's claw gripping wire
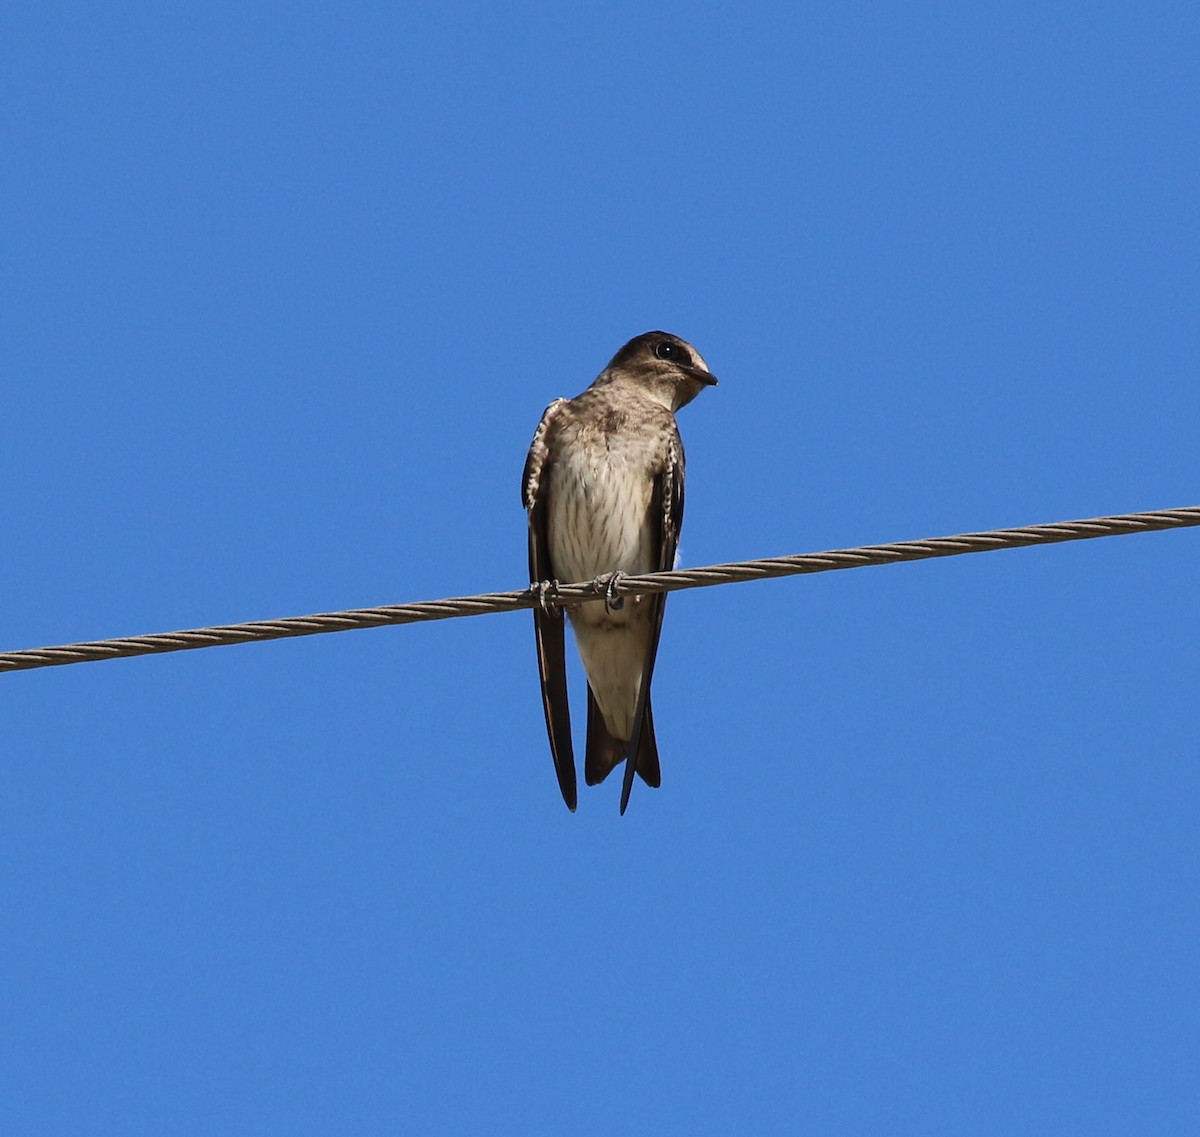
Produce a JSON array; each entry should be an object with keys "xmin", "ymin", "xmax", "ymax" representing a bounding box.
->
[
  {"xmin": 531, "ymin": 579, "xmax": 562, "ymax": 616},
  {"xmin": 594, "ymin": 571, "xmax": 626, "ymax": 613}
]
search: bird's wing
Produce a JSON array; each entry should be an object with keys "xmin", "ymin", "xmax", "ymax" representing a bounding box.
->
[
  {"xmin": 522, "ymin": 399, "xmax": 577, "ymax": 812},
  {"xmin": 619, "ymin": 430, "xmax": 685, "ymax": 814}
]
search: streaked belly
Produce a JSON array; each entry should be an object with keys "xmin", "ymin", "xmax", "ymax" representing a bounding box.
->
[{"xmin": 546, "ymin": 451, "xmax": 653, "ymax": 586}]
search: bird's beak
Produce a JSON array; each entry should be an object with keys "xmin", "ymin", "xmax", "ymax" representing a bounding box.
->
[{"xmin": 687, "ymin": 366, "xmax": 718, "ymax": 386}]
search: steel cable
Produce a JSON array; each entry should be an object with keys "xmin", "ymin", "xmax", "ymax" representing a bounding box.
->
[{"xmin": 2, "ymin": 505, "xmax": 1196, "ymax": 674}]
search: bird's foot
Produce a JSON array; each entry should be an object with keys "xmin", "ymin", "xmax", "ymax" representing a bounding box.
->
[
  {"xmin": 594, "ymin": 571, "xmax": 626, "ymax": 613},
  {"xmin": 530, "ymin": 579, "xmax": 562, "ymax": 616}
]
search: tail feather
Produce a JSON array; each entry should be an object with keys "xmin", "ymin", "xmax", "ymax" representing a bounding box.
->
[
  {"xmin": 635, "ymin": 702, "xmax": 661, "ymax": 788},
  {"xmin": 584, "ymin": 692, "xmax": 622, "ymax": 786},
  {"xmin": 585, "ymin": 688, "xmax": 661, "ymax": 789}
]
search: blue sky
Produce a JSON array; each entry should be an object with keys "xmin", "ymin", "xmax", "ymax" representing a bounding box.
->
[{"xmin": 3, "ymin": 3, "xmax": 1198, "ymax": 1133}]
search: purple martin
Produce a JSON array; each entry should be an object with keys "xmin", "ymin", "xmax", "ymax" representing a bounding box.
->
[{"xmin": 522, "ymin": 332, "xmax": 717, "ymax": 813}]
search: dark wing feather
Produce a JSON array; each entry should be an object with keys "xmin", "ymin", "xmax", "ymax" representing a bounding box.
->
[
  {"xmin": 523, "ymin": 401, "xmax": 577, "ymax": 812},
  {"xmin": 619, "ymin": 432, "xmax": 684, "ymax": 814}
]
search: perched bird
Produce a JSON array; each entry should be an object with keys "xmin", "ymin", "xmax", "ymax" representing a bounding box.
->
[{"xmin": 522, "ymin": 331, "xmax": 718, "ymax": 813}]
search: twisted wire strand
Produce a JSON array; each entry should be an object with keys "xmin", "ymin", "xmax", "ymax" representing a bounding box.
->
[{"xmin": 2, "ymin": 505, "xmax": 1196, "ymax": 675}]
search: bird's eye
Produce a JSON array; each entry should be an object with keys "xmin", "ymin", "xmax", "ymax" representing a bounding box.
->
[{"xmin": 654, "ymin": 342, "xmax": 676, "ymax": 360}]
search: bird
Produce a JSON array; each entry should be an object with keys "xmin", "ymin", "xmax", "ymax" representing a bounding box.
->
[{"xmin": 522, "ymin": 331, "xmax": 718, "ymax": 813}]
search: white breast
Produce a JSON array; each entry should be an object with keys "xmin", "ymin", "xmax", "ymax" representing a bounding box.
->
[{"xmin": 546, "ymin": 440, "xmax": 654, "ymax": 587}]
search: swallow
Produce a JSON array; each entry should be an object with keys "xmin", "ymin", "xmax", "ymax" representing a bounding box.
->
[{"xmin": 522, "ymin": 331, "xmax": 717, "ymax": 812}]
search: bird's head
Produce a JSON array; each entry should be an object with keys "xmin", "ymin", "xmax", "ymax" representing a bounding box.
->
[{"xmin": 604, "ymin": 331, "xmax": 718, "ymax": 411}]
